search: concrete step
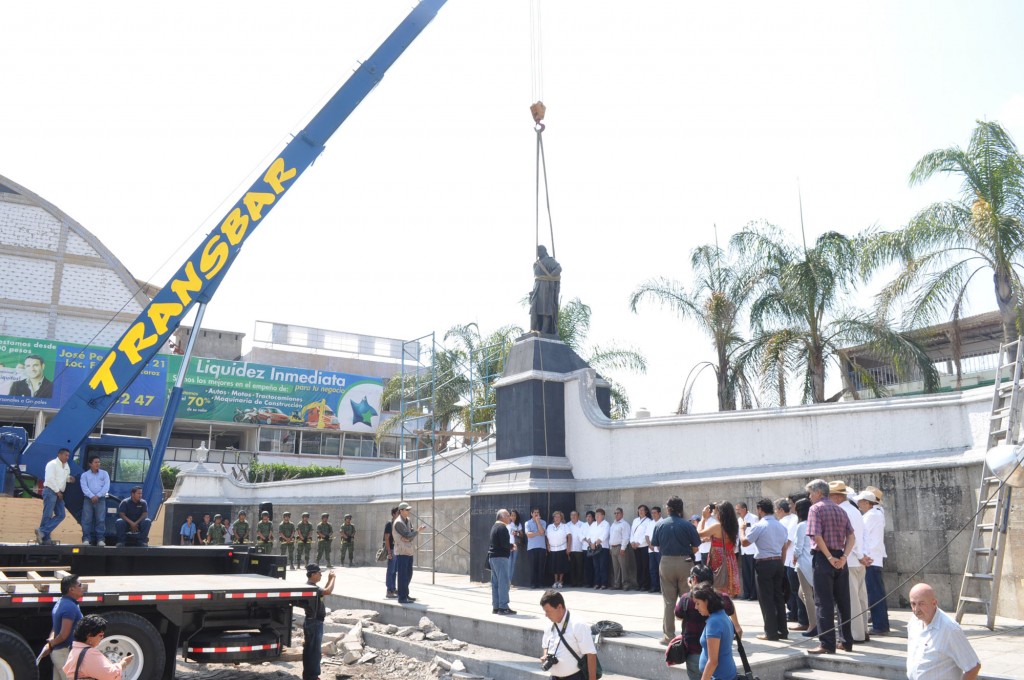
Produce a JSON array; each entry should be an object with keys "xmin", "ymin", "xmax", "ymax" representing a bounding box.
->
[{"xmin": 786, "ymin": 670, "xmax": 879, "ymax": 680}]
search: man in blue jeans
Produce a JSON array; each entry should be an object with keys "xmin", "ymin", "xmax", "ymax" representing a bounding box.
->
[
  {"xmin": 115, "ymin": 486, "xmax": 152, "ymax": 547},
  {"xmin": 79, "ymin": 455, "xmax": 109, "ymax": 546},
  {"xmin": 37, "ymin": 448, "xmax": 75, "ymax": 545},
  {"xmin": 488, "ymin": 509, "xmax": 516, "ymax": 615},
  {"xmin": 303, "ymin": 564, "xmax": 335, "ymax": 680}
]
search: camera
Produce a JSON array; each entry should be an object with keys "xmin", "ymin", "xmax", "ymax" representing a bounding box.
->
[
  {"xmin": 708, "ymin": 503, "xmax": 716, "ymax": 512},
  {"xmin": 541, "ymin": 655, "xmax": 558, "ymax": 671}
]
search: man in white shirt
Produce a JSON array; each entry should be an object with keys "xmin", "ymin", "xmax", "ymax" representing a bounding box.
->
[
  {"xmin": 565, "ymin": 511, "xmax": 587, "ymax": 588},
  {"xmin": 907, "ymin": 583, "xmax": 980, "ymax": 680},
  {"xmin": 540, "ymin": 589, "xmax": 598, "ymax": 680},
  {"xmin": 855, "ymin": 489, "xmax": 889, "ymax": 634},
  {"xmin": 774, "ymin": 498, "xmax": 802, "ymax": 627},
  {"xmin": 830, "ymin": 481, "xmax": 869, "ymax": 643},
  {"xmin": 644, "ymin": 506, "xmax": 662, "ymax": 593},
  {"xmin": 629, "ymin": 505, "xmax": 653, "ymax": 591},
  {"xmin": 588, "ymin": 509, "xmax": 611, "ymax": 589},
  {"xmin": 736, "ymin": 502, "xmax": 758, "ymax": 600},
  {"xmin": 37, "ymin": 448, "xmax": 75, "ymax": 545},
  {"xmin": 608, "ymin": 508, "xmax": 636, "ymax": 590}
]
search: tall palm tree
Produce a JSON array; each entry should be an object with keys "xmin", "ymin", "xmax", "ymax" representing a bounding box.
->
[
  {"xmin": 630, "ymin": 243, "xmax": 753, "ymax": 411},
  {"xmin": 863, "ymin": 120, "xmax": 1024, "ymax": 359},
  {"xmin": 445, "ymin": 322, "xmax": 522, "ymax": 439},
  {"xmin": 733, "ymin": 222, "xmax": 938, "ymax": 403},
  {"xmin": 558, "ymin": 298, "xmax": 647, "ymax": 418}
]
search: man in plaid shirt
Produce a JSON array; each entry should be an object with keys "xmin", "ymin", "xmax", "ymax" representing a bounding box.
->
[{"xmin": 804, "ymin": 478, "xmax": 855, "ymax": 655}]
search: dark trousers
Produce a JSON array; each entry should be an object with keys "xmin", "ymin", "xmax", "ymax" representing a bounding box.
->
[
  {"xmin": 302, "ymin": 618, "xmax": 323, "ymax": 680},
  {"xmin": 788, "ymin": 566, "xmax": 808, "ymax": 625},
  {"xmin": 528, "ymin": 548, "xmax": 547, "ymax": 588},
  {"xmin": 754, "ymin": 559, "xmax": 788, "ymax": 639},
  {"xmin": 648, "ymin": 551, "xmax": 662, "ymax": 592},
  {"xmin": 633, "ymin": 546, "xmax": 650, "ymax": 590},
  {"xmin": 569, "ymin": 551, "xmax": 584, "ymax": 586},
  {"xmin": 592, "ymin": 547, "xmax": 609, "ymax": 586},
  {"xmin": 812, "ymin": 551, "xmax": 853, "ymax": 651},
  {"xmin": 740, "ymin": 554, "xmax": 757, "ymax": 599},
  {"xmin": 865, "ymin": 565, "xmax": 890, "ymax": 632},
  {"xmin": 395, "ymin": 554, "xmax": 413, "ymax": 600},
  {"xmin": 385, "ymin": 554, "xmax": 397, "ymax": 592},
  {"xmin": 584, "ymin": 551, "xmax": 595, "ymax": 586}
]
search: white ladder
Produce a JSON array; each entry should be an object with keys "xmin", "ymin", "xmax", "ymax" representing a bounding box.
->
[{"xmin": 955, "ymin": 338, "xmax": 1020, "ymax": 629}]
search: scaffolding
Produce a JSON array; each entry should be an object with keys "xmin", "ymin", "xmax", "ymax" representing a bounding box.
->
[{"xmin": 397, "ymin": 332, "xmax": 508, "ymax": 582}]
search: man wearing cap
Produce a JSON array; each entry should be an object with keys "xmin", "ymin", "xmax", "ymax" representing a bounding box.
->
[
  {"xmin": 392, "ymin": 502, "xmax": 427, "ymax": 604},
  {"xmin": 855, "ymin": 489, "xmax": 889, "ymax": 634},
  {"xmin": 316, "ymin": 513, "xmax": 334, "ymax": 568},
  {"xmin": 256, "ymin": 511, "xmax": 274, "ymax": 553},
  {"xmin": 832, "ymin": 481, "xmax": 869, "ymax": 643},
  {"xmin": 206, "ymin": 514, "xmax": 226, "ymax": 544},
  {"xmin": 302, "ymin": 564, "xmax": 336, "ymax": 680},
  {"xmin": 340, "ymin": 513, "xmax": 356, "ymax": 567},
  {"xmin": 805, "ymin": 478, "xmax": 855, "ymax": 655},
  {"xmin": 231, "ymin": 510, "xmax": 250, "ymax": 544},
  {"xmin": 296, "ymin": 512, "xmax": 313, "ymax": 565},
  {"xmin": 279, "ymin": 511, "xmax": 296, "ymax": 569}
]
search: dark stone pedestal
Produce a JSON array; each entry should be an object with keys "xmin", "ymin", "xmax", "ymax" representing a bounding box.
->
[{"xmin": 469, "ymin": 335, "xmax": 610, "ymax": 585}]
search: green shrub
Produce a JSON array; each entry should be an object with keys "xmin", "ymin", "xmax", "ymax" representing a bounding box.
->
[
  {"xmin": 246, "ymin": 462, "xmax": 346, "ymax": 483},
  {"xmin": 160, "ymin": 464, "xmax": 181, "ymax": 490}
]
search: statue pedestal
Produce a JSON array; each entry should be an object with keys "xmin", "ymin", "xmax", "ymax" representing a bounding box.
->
[{"xmin": 469, "ymin": 334, "xmax": 610, "ymax": 585}]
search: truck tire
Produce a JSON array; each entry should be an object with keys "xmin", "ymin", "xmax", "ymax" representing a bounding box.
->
[
  {"xmin": 100, "ymin": 611, "xmax": 165, "ymax": 680},
  {"xmin": 0, "ymin": 626, "xmax": 37, "ymax": 680}
]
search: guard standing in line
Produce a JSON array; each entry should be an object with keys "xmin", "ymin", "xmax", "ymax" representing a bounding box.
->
[
  {"xmin": 296, "ymin": 512, "xmax": 313, "ymax": 565},
  {"xmin": 340, "ymin": 514, "xmax": 356, "ymax": 567},
  {"xmin": 232, "ymin": 510, "xmax": 250, "ymax": 545},
  {"xmin": 279, "ymin": 511, "xmax": 296, "ymax": 569},
  {"xmin": 316, "ymin": 512, "xmax": 334, "ymax": 568},
  {"xmin": 207, "ymin": 514, "xmax": 226, "ymax": 544},
  {"xmin": 256, "ymin": 511, "xmax": 274, "ymax": 553}
]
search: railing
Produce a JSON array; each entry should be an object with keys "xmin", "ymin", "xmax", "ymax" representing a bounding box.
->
[{"xmin": 163, "ymin": 447, "xmax": 254, "ymax": 465}]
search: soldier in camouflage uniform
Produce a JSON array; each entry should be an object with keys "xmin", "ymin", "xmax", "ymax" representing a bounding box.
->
[
  {"xmin": 296, "ymin": 512, "xmax": 313, "ymax": 565},
  {"xmin": 231, "ymin": 510, "xmax": 250, "ymax": 544},
  {"xmin": 279, "ymin": 511, "xmax": 296, "ymax": 568},
  {"xmin": 255, "ymin": 511, "xmax": 274, "ymax": 553},
  {"xmin": 206, "ymin": 514, "xmax": 226, "ymax": 545},
  {"xmin": 340, "ymin": 513, "xmax": 356, "ymax": 567},
  {"xmin": 316, "ymin": 512, "xmax": 334, "ymax": 568}
]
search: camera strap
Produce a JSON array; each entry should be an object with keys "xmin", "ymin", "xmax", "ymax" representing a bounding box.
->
[{"xmin": 553, "ymin": 612, "xmax": 582, "ymax": 664}]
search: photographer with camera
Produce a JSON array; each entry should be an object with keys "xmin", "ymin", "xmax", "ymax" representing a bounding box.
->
[{"xmin": 540, "ymin": 589, "xmax": 599, "ymax": 679}]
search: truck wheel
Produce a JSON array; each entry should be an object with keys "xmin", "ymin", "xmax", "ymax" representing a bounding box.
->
[
  {"xmin": 0, "ymin": 626, "xmax": 37, "ymax": 680},
  {"xmin": 100, "ymin": 611, "xmax": 165, "ymax": 680}
]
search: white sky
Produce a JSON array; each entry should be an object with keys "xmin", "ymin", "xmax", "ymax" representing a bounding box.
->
[{"xmin": 3, "ymin": 1, "xmax": 1024, "ymax": 414}]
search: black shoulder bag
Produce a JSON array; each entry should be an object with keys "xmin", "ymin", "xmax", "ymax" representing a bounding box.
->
[
  {"xmin": 73, "ymin": 646, "xmax": 89, "ymax": 679},
  {"xmin": 554, "ymin": 612, "xmax": 603, "ymax": 679}
]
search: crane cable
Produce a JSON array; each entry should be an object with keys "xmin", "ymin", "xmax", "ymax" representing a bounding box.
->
[{"xmin": 530, "ymin": 0, "xmax": 555, "ymax": 259}]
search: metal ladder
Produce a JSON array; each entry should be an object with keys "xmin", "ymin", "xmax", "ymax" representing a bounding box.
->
[{"xmin": 955, "ymin": 338, "xmax": 1020, "ymax": 629}]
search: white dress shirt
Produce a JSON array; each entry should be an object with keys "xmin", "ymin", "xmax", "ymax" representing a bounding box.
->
[
  {"xmin": 738, "ymin": 511, "xmax": 758, "ymax": 556},
  {"xmin": 630, "ymin": 516, "xmax": 652, "ymax": 547},
  {"xmin": 43, "ymin": 457, "xmax": 71, "ymax": 494},
  {"xmin": 566, "ymin": 520, "xmax": 587, "ymax": 552},
  {"xmin": 645, "ymin": 518, "xmax": 659, "ymax": 553},
  {"xmin": 838, "ymin": 500, "xmax": 865, "ymax": 562},
  {"xmin": 907, "ymin": 608, "xmax": 980, "ymax": 680},
  {"xmin": 781, "ymin": 513, "xmax": 799, "ymax": 567},
  {"xmin": 588, "ymin": 520, "xmax": 610, "ymax": 548},
  {"xmin": 547, "ymin": 522, "xmax": 570, "ymax": 551},
  {"xmin": 699, "ymin": 516, "xmax": 719, "ymax": 555},
  {"xmin": 861, "ymin": 506, "xmax": 886, "ymax": 567},
  {"xmin": 609, "ymin": 518, "xmax": 630, "ymax": 546}
]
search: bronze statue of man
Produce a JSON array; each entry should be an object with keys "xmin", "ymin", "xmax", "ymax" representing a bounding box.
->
[{"xmin": 530, "ymin": 245, "xmax": 561, "ymax": 335}]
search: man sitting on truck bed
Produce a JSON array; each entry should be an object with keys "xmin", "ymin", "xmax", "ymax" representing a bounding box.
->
[{"xmin": 115, "ymin": 486, "xmax": 151, "ymax": 547}]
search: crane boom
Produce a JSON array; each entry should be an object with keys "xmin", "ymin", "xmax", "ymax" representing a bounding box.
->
[{"xmin": 11, "ymin": 0, "xmax": 448, "ymax": 521}]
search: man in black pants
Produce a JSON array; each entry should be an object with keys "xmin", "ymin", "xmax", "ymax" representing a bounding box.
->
[
  {"xmin": 736, "ymin": 502, "xmax": 758, "ymax": 600},
  {"xmin": 740, "ymin": 498, "xmax": 789, "ymax": 641},
  {"xmin": 525, "ymin": 507, "xmax": 547, "ymax": 589},
  {"xmin": 804, "ymin": 479, "xmax": 856, "ymax": 655}
]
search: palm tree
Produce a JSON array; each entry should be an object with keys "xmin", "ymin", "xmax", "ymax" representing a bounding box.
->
[
  {"xmin": 863, "ymin": 120, "xmax": 1024, "ymax": 360},
  {"xmin": 630, "ymin": 243, "xmax": 753, "ymax": 411},
  {"xmin": 733, "ymin": 222, "xmax": 938, "ymax": 403},
  {"xmin": 558, "ymin": 298, "xmax": 647, "ymax": 419},
  {"xmin": 444, "ymin": 322, "xmax": 522, "ymax": 440}
]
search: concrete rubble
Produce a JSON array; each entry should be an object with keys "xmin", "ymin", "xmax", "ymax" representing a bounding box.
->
[{"xmin": 282, "ymin": 607, "xmax": 483, "ymax": 679}]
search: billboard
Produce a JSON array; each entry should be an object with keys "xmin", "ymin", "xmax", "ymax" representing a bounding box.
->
[{"xmin": 0, "ymin": 334, "xmax": 382, "ymax": 433}]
